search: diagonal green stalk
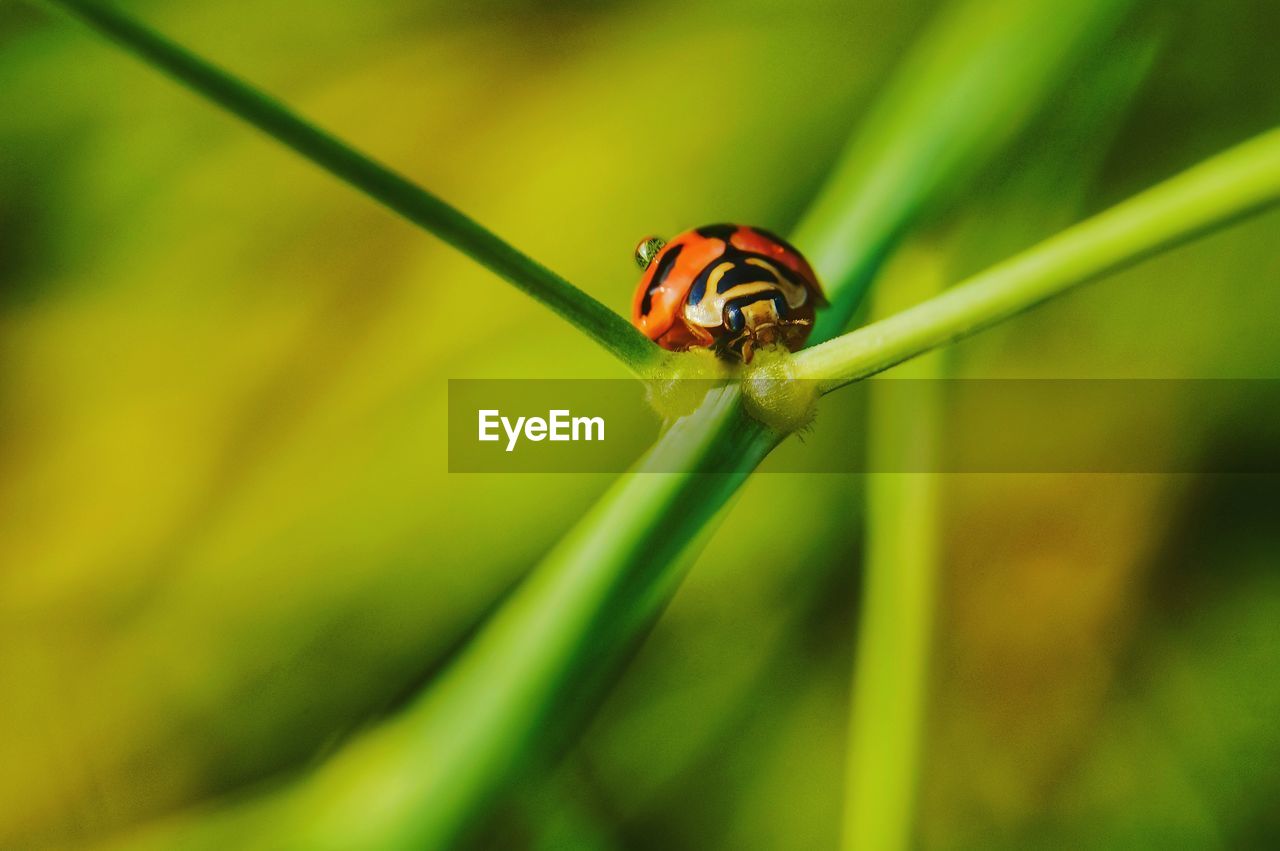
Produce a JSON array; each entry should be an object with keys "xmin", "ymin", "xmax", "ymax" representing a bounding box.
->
[
  {"xmin": 794, "ymin": 0, "xmax": 1132, "ymax": 343},
  {"xmin": 793, "ymin": 127, "xmax": 1280, "ymax": 393},
  {"xmin": 36, "ymin": 0, "xmax": 664, "ymax": 375}
]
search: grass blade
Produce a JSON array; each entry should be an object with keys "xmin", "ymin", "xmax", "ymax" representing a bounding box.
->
[
  {"xmin": 794, "ymin": 0, "xmax": 1132, "ymax": 343},
  {"xmin": 795, "ymin": 127, "xmax": 1280, "ymax": 393},
  {"xmin": 35, "ymin": 0, "xmax": 664, "ymax": 374}
]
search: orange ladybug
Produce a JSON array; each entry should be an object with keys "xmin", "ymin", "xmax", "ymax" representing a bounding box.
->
[{"xmin": 630, "ymin": 224, "xmax": 826, "ymax": 362}]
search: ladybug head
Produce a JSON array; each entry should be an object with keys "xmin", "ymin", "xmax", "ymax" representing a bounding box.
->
[{"xmin": 634, "ymin": 235, "xmax": 666, "ymax": 270}]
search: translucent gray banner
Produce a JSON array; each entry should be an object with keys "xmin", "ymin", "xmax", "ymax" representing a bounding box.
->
[{"xmin": 447, "ymin": 379, "xmax": 1280, "ymax": 473}]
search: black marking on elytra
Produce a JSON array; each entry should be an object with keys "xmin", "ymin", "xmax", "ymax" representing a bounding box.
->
[
  {"xmin": 695, "ymin": 223, "xmax": 738, "ymax": 241},
  {"xmin": 714, "ymin": 259, "xmax": 777, "ymax": 294},
  {"xmin": 640, "ymin": 243, "xmax": 683, "ymax": 316},
  {"xmin": 686, "ymin": 260, "xmax": 709, "ymax": 307},
  {"xmin": 754, "ymin": 252, "xmax": 810, "ymax": 291}
]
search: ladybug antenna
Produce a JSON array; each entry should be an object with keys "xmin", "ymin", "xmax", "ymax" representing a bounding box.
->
[{"xmin": 634, "ymin": 235, "xmax": 666, "ymax": 270}]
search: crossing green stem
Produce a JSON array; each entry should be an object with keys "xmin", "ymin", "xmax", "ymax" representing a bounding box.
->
[{"xmin": 795, "ymin": 127, "xmax": 1280, "ymax": 392}]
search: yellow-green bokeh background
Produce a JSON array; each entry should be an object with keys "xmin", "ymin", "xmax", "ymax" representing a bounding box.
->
[{"xmin": 2, "ymin": 0, "xmax": 1279, "ymax": 847}]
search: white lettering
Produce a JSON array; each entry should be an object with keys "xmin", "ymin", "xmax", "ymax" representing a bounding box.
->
[
  {"xmin": 478, "ymin": 410, "xmax": 500, "ymax": 442},
  {"xmin": 549, "ymin": 409, "xmax": 571, "ymax": 441},
  {"xmin": 502, "ymin": 415, "xmax": 525, "ymax": 452},
  {"xmin": 480, "ymin": 409, "xmax": 604, "ymax": 452},
  {"xmin": 573, "ymin": 416, "xmax": 604, "ymax": 441}
]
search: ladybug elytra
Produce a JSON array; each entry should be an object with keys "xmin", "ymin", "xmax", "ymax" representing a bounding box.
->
[{"xmin": 630, "ymin": 224, "xmax": 826, "ymax": 362}]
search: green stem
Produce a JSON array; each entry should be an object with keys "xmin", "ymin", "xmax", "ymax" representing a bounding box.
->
[
  {"xmin": 37, "ymin": 0, "xmax": 663, "ymax": 375},
  {"xmin": 842, "ymin": 268, "xmax": 946, "ymax": 851},
  {"xmin": 795, "ymin": 127, "xmax": 1280, "ymax": 392}
]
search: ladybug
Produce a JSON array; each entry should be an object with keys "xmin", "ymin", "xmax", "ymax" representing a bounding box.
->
[{"xmin": 631, "ymin": 224, "xmax": 826, "ymax": 362}]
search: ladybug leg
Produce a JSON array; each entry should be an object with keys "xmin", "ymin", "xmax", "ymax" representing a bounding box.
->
[
  {"xmin": 657, "ymin": 319, "xmax": 717, "ymax": 352},
  {"xmin": 774, "ymin": 315, "xmax": 813, "ymax": 353}
]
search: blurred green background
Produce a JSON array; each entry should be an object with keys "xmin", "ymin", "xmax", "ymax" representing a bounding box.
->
[{"xmin": 2, "ymin": 0, "xmax": 1279, "ymax": 847}]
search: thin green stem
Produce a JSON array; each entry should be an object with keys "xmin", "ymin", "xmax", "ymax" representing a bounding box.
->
[
  {"xmin": 37, "ymin": 0, "xmax": 663, "ymax": 375},
  {"xmin": 795, "ymin": 127, "xmax": 1280, "ymax": 393}
]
